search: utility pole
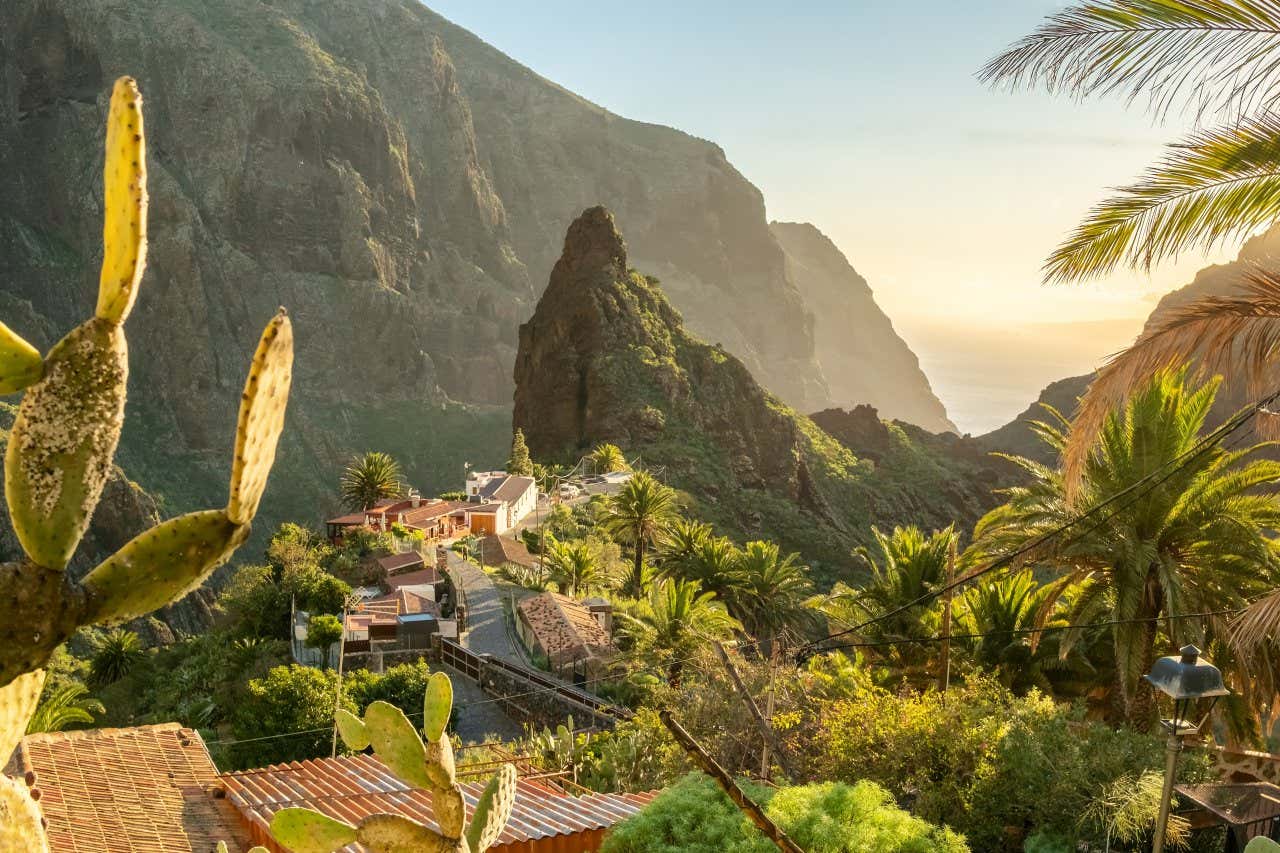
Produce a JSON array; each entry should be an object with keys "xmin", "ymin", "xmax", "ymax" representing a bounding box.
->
[
  {"xmin": 938, "ymin": 537, "xmax": 957, "ymax": 700},
  {"xmin": 331, "ymin": 592, "xmax": 361, "ymax": 758},
  {"xmin": 714, "ymin": 642, "xmax": 794, "ymax": 781},
  {"xmin": 659, "ymin": 710, "xmax": 806, "ymax": 853}
]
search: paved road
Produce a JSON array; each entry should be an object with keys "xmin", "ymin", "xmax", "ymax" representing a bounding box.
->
[
  {"xmin": 436, "ymin": 663, "xmax": 523, "ymax": 743},
  {"xmin": 446, "ymin": 550, "xmax": 524, "ymax": 665}
]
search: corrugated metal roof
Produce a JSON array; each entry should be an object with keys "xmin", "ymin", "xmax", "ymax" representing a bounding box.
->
[{"xmin": 221, "ymin": 753, "xmax": 656, "ymax": 853}]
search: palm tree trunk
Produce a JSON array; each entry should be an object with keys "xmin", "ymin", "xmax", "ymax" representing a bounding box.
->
[
  {"xmin": 629, "ymin": 532, "xmax": 645, "ymax": 598},
  {"xmin": 668, "ymin": 660, "xmax": 682, "ymax": 688},
  {"xmin": 1122, "ymin": 573, "xmax": 1164, "ymax": 731}
]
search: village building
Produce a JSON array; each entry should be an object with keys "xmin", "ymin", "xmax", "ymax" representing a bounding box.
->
[
  {"xmin": 325, "ymin": 493, "xmax": 469, "ymax": 545},
  {"xmin": 465, "ymin": 471, "xmax": 539, "ymax": 532},
  {"xmin": 4, "ymin": 725, "xmax": 655, "ymax": 853},
  {"xmin": 515, "ymin": 592, "xmax": 617, "ymax": 680},
  {"xmin": 478, "ymin": 533, "xmax": 539, "ymax": 571}
]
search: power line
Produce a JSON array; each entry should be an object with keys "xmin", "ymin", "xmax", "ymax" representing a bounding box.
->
[{"xmin": 798, "ymin": 388, "xmax": 1280, "ymax": 660}]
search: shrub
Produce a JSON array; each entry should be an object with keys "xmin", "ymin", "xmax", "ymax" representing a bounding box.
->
[
  {"xmin": 799, "ymin": 675, "xmax": 1211, "ymax": 850},
  {"xmin": 600, "ymin": 773, "xmax": 967, "ymax": 852}
]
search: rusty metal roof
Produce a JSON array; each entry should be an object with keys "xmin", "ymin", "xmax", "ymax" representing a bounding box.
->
[{"xmin": 221, "ymin": 753, "xmax": 656, "ymax": 852}]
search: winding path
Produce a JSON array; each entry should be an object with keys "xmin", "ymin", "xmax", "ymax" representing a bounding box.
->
[{"xmin": 446, "ymin": 549, "xmax": 526, "ymax": 665}]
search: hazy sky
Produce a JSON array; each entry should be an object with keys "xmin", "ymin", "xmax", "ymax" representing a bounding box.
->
[{"xmin": 427, "ymin": 1, "xmax": 1242, "ymax": 431}]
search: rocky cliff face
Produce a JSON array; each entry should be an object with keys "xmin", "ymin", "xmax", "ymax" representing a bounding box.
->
[
  {"xmin": 772, "ymin": 223, "xmax": 956, "ymax": 432},
  {"xmin": 515, "ymin": 208, "xmax": 1000, "ymax": 583},
  {"xmin": 0, "ymin": 0, "xmax": 939, "ymax": 529}
]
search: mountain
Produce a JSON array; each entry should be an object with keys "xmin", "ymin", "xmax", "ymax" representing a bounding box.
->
[
  {"xmin": 978, "ymin": 375, "xmax": 1089, "ymax": 463},
  {"xmin": 770, "ymin": 222, "xmax": 956, "ymax": 433},
  {"xmin": 0, "ymin": 0, "xmax": 955, "ymax": 533},
  {"xmin": 514, "ymin": 207, "xmax": 1003, "ymax": 583}
]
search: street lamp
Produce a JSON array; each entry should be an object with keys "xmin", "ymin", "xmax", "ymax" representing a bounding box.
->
[{"xmin": 1144, "ymin": 644, "xmax": 1229, "ymax": 853}]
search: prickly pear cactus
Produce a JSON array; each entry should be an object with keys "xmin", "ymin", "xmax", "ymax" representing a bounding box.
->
[
  {"xmin": 0, "ymin": 77, "xmax": 293, "ymax": 719},
  {"xmin": 270, "ymin": 672, "xmax": 518, "ymax": 853},
  {"xmin": 1246, "ymin": 840, "xmax": 1280, "ymax": 853}
]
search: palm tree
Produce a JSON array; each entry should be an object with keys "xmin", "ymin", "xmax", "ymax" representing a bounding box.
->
[
  {"xmin": 89, "ymin": 628, "xmax": 143, "ymax": 686},
  {"xmin": 619, "ymin": 579, "xmax": 740, "ymax": 686},
  {"xmin": 810, "ymin": 525, "xmax": 956, "ymax": 687},
  {"xmin": 972, "ymin": 370, "xmax": 1280, "ymax": 728},
  {"xmin": 657, "ymin": 518, "xmax": 713, "ymax": 573},
  {"xmin": 26, "ymin": 683, "xmax": 104, "ymax": 734},
  {"xmin": 728, "ymin": 541, "xmax": 815, "ymax": 650},
  {"xmin": 589, "ymin": 443, "xmax": 629, "ymax": 474},
  {"xmin": 953, "ymin": 570, "xmax": 1092, "ymax": 695},
  {"xmin": 340, "ymin": 451, "xmax": 404, "ymax": 511},
  {"xmin": 543, "ymin": 537, "xmax": 605, "ymax": 597},
  {"xmin": 982, "ymin": 4, "xmax": 1280, "ymax": 491},
  {"xmin": 600, "ymin": 472, "xmax": 678, "ymax": 597},
  {"xmin": 659, "ymin": 530, "xmax": 740, "ymax": 599}
]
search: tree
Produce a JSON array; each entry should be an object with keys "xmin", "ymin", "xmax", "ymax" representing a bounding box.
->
[
  {"xmin": 543, "ymin": 537, "xmax": 606, "ymax": 597},
  {"xmin": 728, "ymin": 541, "xmax": 815, "ymax": 650},
  {"xmin": 811, "ymin": 525, "xmax": 956, "ymax": 688},
  {"xmin": 589, "ymin": 443, "xmax": 629, "ymax": 474},
  {"xmin": 972, "ymin": 370, "xmax": 1280, "ymax": 728},
  {"xmin": 231, "ymin": 665, "xmax": 355, "ymax": 768},
  {"xmin": 620, "ymin": 579, "xmax": 740, "ymax": 686},
  {"xmin": 88, "ymin": 628, "xmax": 144, "ymax": 686},
  {"xmin": 340, "ymin": 451, "xmax": 404, "ymax": 511},
  {"xmin": 508, "ymin": 429, "xmax": 533, "ymax": 477},
  {"xmin": 306, "ymin": 614, "xmax": 344, "ymax": 670},
  {"xmin": 601, "ymin": 472, "xmax": 678, "ymax": 597},
  {"xmin": 982, "ymin": 5, "xmax": 1280, "ymax": 492},
  {"xmin": 25, "ymin": 682, "xmax": 104, "ymax": 734}
]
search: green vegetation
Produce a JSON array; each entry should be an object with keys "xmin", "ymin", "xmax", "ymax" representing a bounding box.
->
[
  {"xmin": 601, "ymin": 772, "xmax": 967, "ymax": 853},
  {"xmin": 508, "ymin": 428, "xmax": 533, "ymax": 477},
  {"xmin": 88, "ymin": 628, "xmax": 144, "ymax": 687},
  {"xmin": 590, "ymin": 442, "xmax": 630, "ymax": 474},
  {"xmin": 305, "ymin": 615, "xmax": 343, "ymax": 669},
  {"xmin": 340, "ymin": 450, "xmax": 405, "ymax": 511},
  {"xmin": 25, "ymin": 683, "xmax": 104, "ymax": 734},
  {"xmin": 601, "ymin": 471, "xmax": 679, "ymax": 597}
]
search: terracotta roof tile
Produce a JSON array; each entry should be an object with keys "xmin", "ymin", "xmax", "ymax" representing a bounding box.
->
[
  {"xmin": 385, "ymin": 566, "xmax": 441, "ymax": 588},
  {"xmin": 9, "ymin": 723, "xmax": 250, "ymax": 852},
  {"xmin": 517, "ymin": 593, "xmax": 615, "ymax": 663},
  {"xmin": 375, "ymin": 552, "xmax": 425, "ymax": 574},
  {"xmin": 221, "ymin": 753, "xmax": 656, "ymax": 852}
]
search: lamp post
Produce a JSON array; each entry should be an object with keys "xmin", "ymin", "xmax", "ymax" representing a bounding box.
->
[{"xmin": 1144, "ymin": 644, "xmax": 1229, "ymax": 853}]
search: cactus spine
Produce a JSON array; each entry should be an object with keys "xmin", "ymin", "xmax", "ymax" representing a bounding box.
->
[
  {"xmin": 0, "ymin": 75, "xmax": 294, "ymax": 850},
  {"xmin": 271, "ymin": 672, "xmax": 518, "ymax": 853}
]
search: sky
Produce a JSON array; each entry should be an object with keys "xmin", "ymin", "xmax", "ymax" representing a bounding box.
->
[{"xmin": 426, "ymin": 1, "xmax": 1241, "ymax": 433}]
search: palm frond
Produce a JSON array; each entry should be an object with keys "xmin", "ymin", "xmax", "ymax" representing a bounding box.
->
[
  {"xmin": 1043, "ymin": 116, "xmax": 1280, "ymax": 282},
  {"xmin": 980, "ymin": 0, "xmax": 1280, "ymax": 120},
  {"xmin": 1063, "ymin": 266, "xmax": 1280, "ymax": 495},
  {"xmin": 1230, "ymin": 586, "xmax": 1280, "ymax": 654}
]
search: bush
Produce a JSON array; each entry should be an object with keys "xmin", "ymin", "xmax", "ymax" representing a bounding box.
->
[
  {"xmin": 600, "ymin": 773, "xmax": 967, "ymax": 852},
  {"xmin": 798, "ymin": 675, "xmax": 1211, "ymax": 850}
]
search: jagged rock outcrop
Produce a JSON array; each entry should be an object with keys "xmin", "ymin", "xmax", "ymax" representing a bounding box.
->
[
  {"xmin": 772, "ymin": 222, "xmax": 956, "ymax": 432},
  {"xmin": 978, "ymin": 375, "xmax": 1090, "ymax": 463},
  {"xmin": 515, "ymin": 208, "xmax": 1003, "ymax": 582},
  {"xmin": 810, "ymin": 406, "xmax": 894, "ymax": 462},
  {"xmin": 0, "ymin": 0, "xmax": 927, "ymax": 529}
]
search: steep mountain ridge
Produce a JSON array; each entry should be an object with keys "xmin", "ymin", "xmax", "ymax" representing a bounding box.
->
[
  {"xmin": 0, "ymin": 0, "xmax": 948, "ymax": 527},
  {"xmin": 514, "ymin": 207, "xmax": 1002, "ymax": 582},
  {"xmin": 771, "ymin": 221, "xmax": 956, "ymax": 433}
]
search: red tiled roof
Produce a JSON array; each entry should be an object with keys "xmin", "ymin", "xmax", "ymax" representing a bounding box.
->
[
  {"xmin": 468, "ymin": 503, "xmax": 504, "ymax": 515},
  {"xmin": 221, "ymin": 753, "xmax": 657, "ymax": 853},
  {"xmin": 9, "ymin": 723, "xmax": 251, "ymax": 852},
  {"xmin": 326, "ymin": 512, "xmax": 368, "ymax": 526},
  {"xmin": 386, "ymin": 566, "xmax": 442, "ymax": 588},
  {"xmin": 517, "ymin": 593, "xmax": 615, "ymax": 663},
  {"xmin": 375, "ymin": 551, "xmax": 425, "ymax": 574}
]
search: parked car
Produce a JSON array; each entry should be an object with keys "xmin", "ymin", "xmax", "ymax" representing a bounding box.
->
[{"xmin": 558, "ymin": 483, "xmax": 582, "ymax": 499}]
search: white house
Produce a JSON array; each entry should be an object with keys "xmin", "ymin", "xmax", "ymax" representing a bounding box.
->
[{"xmin": 463, "ymin": 471, "xmax": 538, "ymax": 532}]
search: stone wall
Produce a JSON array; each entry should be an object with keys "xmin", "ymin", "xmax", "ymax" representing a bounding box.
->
[{"xmin": 475, "ymin": 658, "xmax": 617, "ymax": 732}]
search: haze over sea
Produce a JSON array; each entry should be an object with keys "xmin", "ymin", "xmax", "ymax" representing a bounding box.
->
[{"xmin": 900, "ymin": 317, "xmax": 1145, "ymax": 435}]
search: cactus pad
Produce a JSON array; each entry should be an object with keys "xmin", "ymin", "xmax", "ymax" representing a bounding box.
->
[
  {"xmin": 335, "ymin": 708, "xmax": 370, "ymax": 751},
  {"xmin": 0, "ymin": 669, "xmax": 45, "ymax": 765},
  {"xmin": 364, "ymin": 701, "xmax": 432, "ymax": 790},
  {"xmin": 270, "ymin": 808, "xmax": 357, "ymax": 853},
  {"xmin": 466, "ymin": 764, "xmax": 517, "ymax": 853},
  {"xmin": 5, "ymin": 318, "xmax": 127, "ymax": 570},
  {"xmin": 423, "ymin": 671, "xmax": 453, "ymax": 742},
  {"xmin": 0, "ymin": 321, "xmax": 43, "ymax": 395},
  {"xmin": 79, "ymin": 510, "xmax": 249, "ymax": 625},
  {"xmin": 227, "ymin": 309, "xmax": 293, "ymax": 525},
  {"xmin": 0, "ymin": 774, "xmax": 49, "ymax": 853},
  {"xmin": 357, "ymin": 814, "xmax": 458, "ymax": 852},
  {"xmin": 95, "ymin": 77, "xmax": 147, "ymax": 325},
  {"xmin": 424, "ymin": 737, "xmax": 457, "ymax": 789}
]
